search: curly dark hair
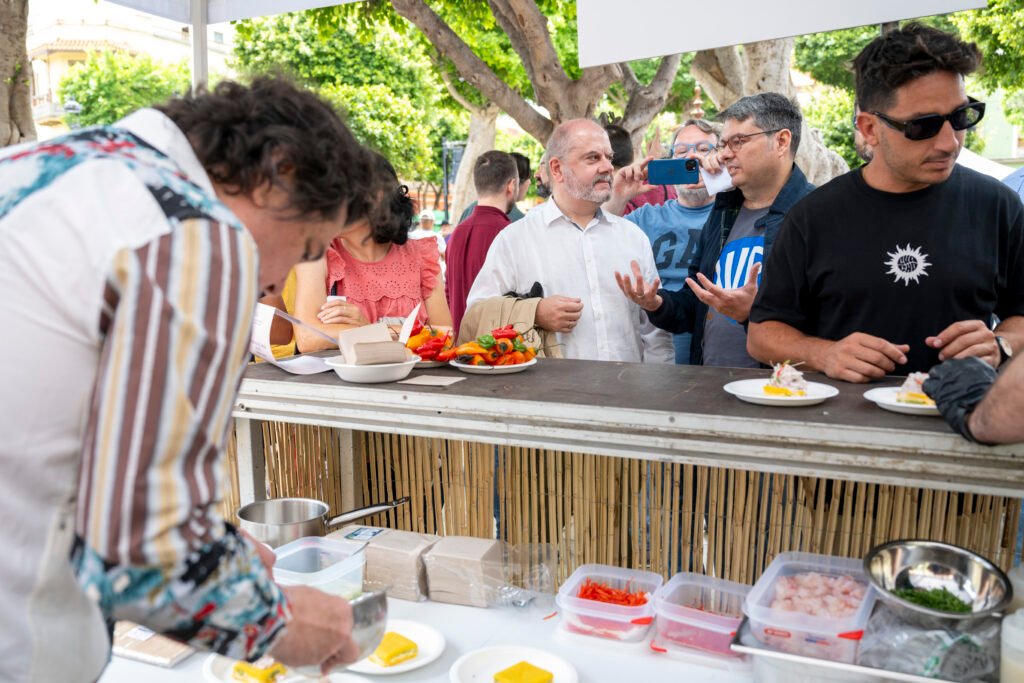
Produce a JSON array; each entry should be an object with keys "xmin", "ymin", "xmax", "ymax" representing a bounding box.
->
[
  {"xmin": 367, "ymin": 153, "xmax": 415, "ymax": 246},
  {"xmin": 853, "ymin": 23, "xmax": 981, "ymax": 113},
  {"xmin": 155, "ymin": 75, "xmax": 376, "ymax": 224}
]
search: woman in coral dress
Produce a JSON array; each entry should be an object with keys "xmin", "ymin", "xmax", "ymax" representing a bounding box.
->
[{"xmin": 292, "ymin": 155, "xmax": 452, "ymax": 353}]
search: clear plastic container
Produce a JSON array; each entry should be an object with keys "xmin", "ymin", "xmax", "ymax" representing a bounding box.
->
[
  {"xmin": 743, "ymin": 552, "xmax": 876, "ymax": 664},
  {"xmin": 555, "ymin": 564, "xmax": 663, "ymax": 642},
  {"xmin": 654, "ymin": 572, "xmax": 750, "ymax": 656},
  {"xmin": 1003, "ymin": 609, "xmax": 1024, "ymax": 683},
  {"xmin": 273, "ymin": 536, "xmax": 366, "ymax": 599}
]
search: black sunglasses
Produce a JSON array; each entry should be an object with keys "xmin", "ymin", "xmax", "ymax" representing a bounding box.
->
[{"xmin": 871, "ymin": 97, "xmax": 985, "ymax": 141}]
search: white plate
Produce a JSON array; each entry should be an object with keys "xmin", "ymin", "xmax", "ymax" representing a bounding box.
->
[
  {"xmin": 202, "ymin": 654, "xmax": 371, "ymax": 683},
  {"xmin": 723, "ymin": 378, "xmax": 839, "ymax": 407},
  {"xmin": 863, "ymin": 387, "xmax": 941, "ymax": 416},
  {"xmin": 347, "ymin": 619, "xmax": 446, "ymax": 676},
  {"xmin": 324, "ymin": 355, "xmax": 420, "ymax": 384},
  {"xmin": 449, "ymin": 645, "xmax": 578, "ymax": 683},
  {"xmin": 450, "ymin": 358, "xmax": 537, "ymax": 375}
]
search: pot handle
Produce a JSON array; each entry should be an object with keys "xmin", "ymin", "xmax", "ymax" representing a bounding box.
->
[{"xmin": 327, "ymin": 497, "xmax": 410, "ymax": 526}]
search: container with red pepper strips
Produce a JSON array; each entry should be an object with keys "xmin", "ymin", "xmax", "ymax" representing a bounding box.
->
[{"xmin": 555, "ymin": 564, "xmax": 662, "ymax": 642}]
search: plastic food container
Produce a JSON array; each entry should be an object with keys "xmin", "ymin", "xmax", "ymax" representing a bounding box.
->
[
  {"xmin": 273, "ymin": 536, "xmax": 366, "ymax": 599},
  {"xmin": 555, "ymin": 564, "xmax": 663, "ymax": 642},
  {"xmin": 743, "ymin": 552, "xmax": 877, "ymax": 664},
  {"xmin": 654, "ymin": 572, "xmax": 750, "ymax": 656}
]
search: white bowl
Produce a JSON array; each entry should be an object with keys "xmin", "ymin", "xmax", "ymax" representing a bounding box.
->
[{"xmin": 324, "ymin": 355, "xmax": 420, "ymax": 384}]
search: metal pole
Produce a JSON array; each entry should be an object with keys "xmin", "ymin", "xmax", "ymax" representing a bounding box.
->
[
  {"xmin": 442, "ymin": 138, "xmax": 450, "ymax": 223},
  {"xmin": 190, "ymin": 0, "xmax": 209, "ymax": 91}
]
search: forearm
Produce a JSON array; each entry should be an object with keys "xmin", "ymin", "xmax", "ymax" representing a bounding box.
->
[
  {"xmin": 294, "ymin": 319, "xmax": 355, "ymax": 353},
  {"xmin": 747, "ymin": 320, "xmax": 831, "ymax": 370},
  {"xmin": 967, "ymin": 356, "xmax": 1024, "ymax": 444},
  {"xmin": 646, "ymin": 288, "xmax": 693, "ymax": 334},
  {"xmin": 601, "ymin": 194, "xmax": 630, "ymax": 217},
  {"xmin": 74, "ymin": 525, "xmax": 290, "ymax": 658}
]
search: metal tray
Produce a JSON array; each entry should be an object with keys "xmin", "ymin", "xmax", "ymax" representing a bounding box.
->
[{"xmin": 730, "ymin": 618, "xmax": 955, "ymax": 683}]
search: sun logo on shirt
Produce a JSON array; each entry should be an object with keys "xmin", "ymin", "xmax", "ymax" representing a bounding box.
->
[{"xmin": 884, "ymin": 244, "xmax": 931, "ymax": 286}]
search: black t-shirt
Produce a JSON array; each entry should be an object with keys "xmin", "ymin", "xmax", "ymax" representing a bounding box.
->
[{"xmin": 750, "ymin": 166, "xmax": 1024, "ymax": 373}]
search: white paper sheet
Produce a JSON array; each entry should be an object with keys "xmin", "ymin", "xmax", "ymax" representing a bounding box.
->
[
  {"xmin": 250, "ymin": 303, "xmax": 332, "ymax": 375},
  {"xmin": 396, "ymin": 375, "xmax": 466, "ymax": 387},
  {"xmin": 700, "ymin": 166, "xmax": 735, "ymax": 195}
]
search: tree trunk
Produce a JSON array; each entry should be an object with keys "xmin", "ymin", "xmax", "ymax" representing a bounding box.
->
[
  {"xmin": 391, "ymin": 0, "xmax": 675, "ymax": 150},
  {"xmin": 0, "ymin": 0, "xmax": 35, "ymax": 147},
  {"xmin": 450, "ymin": 103, "xmax": 499, "ymax": 223},
  {"xmin": 691, "ymin": 38, "xmax": 847, "ymax": 185}
]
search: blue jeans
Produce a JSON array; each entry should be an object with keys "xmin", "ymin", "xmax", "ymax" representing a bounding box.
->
[{"xmin": 673, "ymin": 333, "xmax": 693, "ymax": 365}]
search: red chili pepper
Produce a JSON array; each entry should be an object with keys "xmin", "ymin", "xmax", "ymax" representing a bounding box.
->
[
  {"xmin": 492, "ymin": 324, "xmax": 520, "ymax": 340},
  {"xmin": 410, "ymin": 319, "xmax": 424, "ymax": 336}
]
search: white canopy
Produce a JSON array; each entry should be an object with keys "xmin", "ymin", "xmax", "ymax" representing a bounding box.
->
[
  {"xmin": 107, "ymin": 0, "xmax": 359, "ymax": 88},
  {"xmin": 576, "ymin": 0, "xmax": 987, "ymax": 67}
]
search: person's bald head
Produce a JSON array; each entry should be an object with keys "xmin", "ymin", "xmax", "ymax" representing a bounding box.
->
[{"xmin": 545, "ymin": 119, "xmax": 615, "ymax": 205}]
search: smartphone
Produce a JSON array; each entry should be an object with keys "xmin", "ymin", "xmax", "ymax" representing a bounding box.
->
[{"xmin": 647, "ymin": 158, "xmax": 699, "ymax": 185}]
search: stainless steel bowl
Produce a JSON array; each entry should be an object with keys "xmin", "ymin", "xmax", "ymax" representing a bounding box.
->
[
  {"xmin": 293, "ymin": 589, "xmax": 388, "ymax": 677},
  {"xmin": 864, "ymin": 539, "xmax": 1012, "ymax": 629}
]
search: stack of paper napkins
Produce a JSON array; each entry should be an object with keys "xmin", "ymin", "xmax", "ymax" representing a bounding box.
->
[
  {"xmin": 329, "ymin": 526, "xmax": 440, "ymax": 601},
  {"xmin": 423, "ymin": 536, "xmax": 504, "ymax": 607},
  {"xmin": 337, "ymin": 323, "xmax": 408, "ymax": 365}
]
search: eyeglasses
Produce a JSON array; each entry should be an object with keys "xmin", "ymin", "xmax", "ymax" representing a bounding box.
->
[
  {"xmin": 717, "ymin": 129, "xmax": 782, "ymax": 153},
  {"xmin": 871, "ymin": 97, "xmax": 985, "ymax": 141},
  {"xmin": 671, "ymin": 141, "xmax": 716, "ymax": 157}
]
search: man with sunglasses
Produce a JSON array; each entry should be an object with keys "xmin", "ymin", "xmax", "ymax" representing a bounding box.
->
[
  {"xmin": 615, "ymin": 94, "xmax": 814, "ymax": 368},
  {"xmin": 748, "ymin": 24, "xmax": 1024, "ymax": 381},
  {"xmin": 603, "ymin": 119, "xmax": 719, "ymax": 363}
]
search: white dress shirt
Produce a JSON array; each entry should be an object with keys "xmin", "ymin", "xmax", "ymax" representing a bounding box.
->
[{"xmin": 467, "ymin": 199, "xmax": 673, "ymax": 363}]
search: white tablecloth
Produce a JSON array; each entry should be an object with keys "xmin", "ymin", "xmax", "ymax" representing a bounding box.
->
[{"xmin": 100, "ymin": 597, "xmax": 754, "ymax": 682}]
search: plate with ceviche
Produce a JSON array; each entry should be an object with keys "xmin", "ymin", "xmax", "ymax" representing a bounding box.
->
[
  {"xmin": 863, "ymin": 372, "xmax": 940, "ymax": 416},
  {"xmin": 724, "ymin": 362, "xmax": 839, "ymax": 407}
]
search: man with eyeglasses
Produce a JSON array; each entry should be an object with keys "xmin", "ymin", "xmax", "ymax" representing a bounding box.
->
[
  {"xmin": 748, "ymin": 23, "xmax": 1024, "ymax": 381},
  {"xmin": 603, "ymin": 119, "xmax": 719, "ymax": 363},
  {"xmin": 615, "ymin": 94, "xmax": 814, "ymax": 368}
]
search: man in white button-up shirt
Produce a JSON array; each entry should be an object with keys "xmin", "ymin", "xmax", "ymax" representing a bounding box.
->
[{"xmin": 467, "ymin": 119, "xmax": 673, "ymax": 363}]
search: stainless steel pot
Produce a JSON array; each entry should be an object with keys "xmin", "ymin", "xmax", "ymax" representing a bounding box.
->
[{"xmin": 237, "ymin": 496, "xmax": 408, "ymax": 547}]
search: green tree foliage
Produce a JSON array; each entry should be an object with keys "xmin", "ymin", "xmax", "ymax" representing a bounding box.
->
[
  {"xmin": 803, "ymin": 87, "xmax": 860, "ymax": 169},
  {"xmin": 795, "ymin": 11, "xmax": 1012, "ymax": 165},
  {"xmin": 951, "ymin": 0, "xmax": 1024, "ymax": 124},
  {"xmin": 320, "ymin": 84, "xmax": 434, "ymax": 179},
  {"xmin": 794, "ymin": 16, "xmax": 958, "ymax": 94},
  {"xmin": 234, "ymin": 12, "xmax": 465, "ymax": 183},
  {"xmin": 58, "ymin": 52, "xmax": 189, "ymax": 127}
]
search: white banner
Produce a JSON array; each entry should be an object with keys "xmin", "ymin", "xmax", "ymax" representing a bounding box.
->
[{"xmin": 577, "ymin": 0, "xmax": 987, "ymax": 67}]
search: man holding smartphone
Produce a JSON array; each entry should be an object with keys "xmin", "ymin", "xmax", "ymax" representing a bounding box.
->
[
  {"xmin": 604, "ymin": 120, "xmax": 719, "ymax": 363},
  {"xmin": 616, "ymin": 93, "xmax": 813, "ymax": 367}
]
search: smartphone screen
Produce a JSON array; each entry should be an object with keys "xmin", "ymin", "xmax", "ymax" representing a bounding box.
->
[{"xmin": 647, "ymin": 158, "xmax": 699, "ymax": 185}]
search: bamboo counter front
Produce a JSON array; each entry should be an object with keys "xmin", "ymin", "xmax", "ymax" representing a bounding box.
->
[{"xmin": 230, "ymin": 357, "xmax": 1023, "ymax": 584}]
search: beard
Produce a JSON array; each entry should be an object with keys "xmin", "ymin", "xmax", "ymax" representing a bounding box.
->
[
  {"xmin": 675, "ymin": 185, "xmax": 711, "ymax": 205},
  {"xmin": 563, "ymin": 166, "xmax": 613, "ymax": 203}
]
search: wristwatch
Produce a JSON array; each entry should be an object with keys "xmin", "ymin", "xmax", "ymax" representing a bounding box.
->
[{"xmin": 995, "ymin": 335, "xmax": 1013, "ymax": 366}]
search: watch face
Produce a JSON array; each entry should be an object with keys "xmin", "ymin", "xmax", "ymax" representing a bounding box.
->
[{"xmin": 997, "ymin": 336, "xmax": 1012, "ymax": 359}]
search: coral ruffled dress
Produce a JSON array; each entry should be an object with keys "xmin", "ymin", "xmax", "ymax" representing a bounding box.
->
[{"xmin": 324, "ymin": 237, "xmax": 441, "ymax": 325}]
